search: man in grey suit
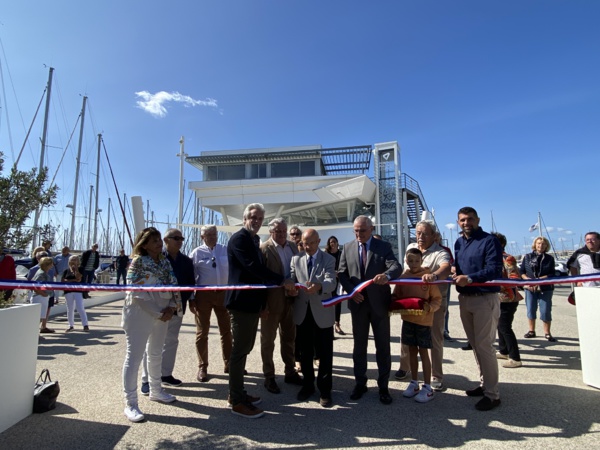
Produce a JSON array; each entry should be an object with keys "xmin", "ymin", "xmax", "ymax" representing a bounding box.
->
[
  {"xmin": 288, "ymin": 228, "xmax": 337, "ymax": 407},
  {"xmin": 338, "ymin": 215, "xmax": 401, "ymax": 405},
  {"xmin": 260, "ymin": 218, "xmax": 303, "ymax": 394}
]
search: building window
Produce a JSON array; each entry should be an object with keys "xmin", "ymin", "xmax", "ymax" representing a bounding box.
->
[
  {"xmin": 205, "ymin": 164, "xmax": 245, "ymax": 181},
  {"xmin": 300, "ymin": 161, "xmax": 315, "ymax": 176},
  {"xmin": 250, "ymin": 163, "xmax": 267, "ymax": 179}
]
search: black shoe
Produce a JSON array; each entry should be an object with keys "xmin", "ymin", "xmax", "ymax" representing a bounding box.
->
[
  {"xmin": 475, "ymin": 396, "xmax": 501, "ymax": 411},
  {"xmin": 284, "ymin": 372, "xmax": 304, "ymax": 386},
  {"xmin": 140, "ymin": 382, "xmax": 149, "ymax": 396},
  {"xmin": 319, "ymin": 395, "xmax": 333, "ymax": 408},
  {"xmin": 466, "ymin": 386, "xmax": 485, "ymax": 397},
  {"xmin": 197, "ymin": 369, "xmax": 208, "ymax": 383},
  {"xmin": 379, "ymin": 388, "xmax": 393, "ymax": 405},
  {"xmin": 297, "ymin": 386, "xmax": 315, "ymax": 402},
  {"xmin": 350, "ymin": 384, "xmax": 368, "ymax": 400},
  {"xmin": 461, "ymin": 343, "xmax": 473, "ymax": 351},
  {"xmin": 264, "ymin": 377, "xmax": 281, "ymax": 394},
  {"xmin": 161, "ymin": 375, "xmax": 183, "ymax": 387},
  {"xmin": 443, "ymin": 332, "xmax": 454, "ymax": 342}
]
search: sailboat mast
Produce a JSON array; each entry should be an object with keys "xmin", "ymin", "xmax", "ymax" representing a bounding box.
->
[
  {"xmin": 93, "ymin": 133, "xmax": 101, "ymax": 245},
  {"xmin": 177, "ymin": 136, "xmax": 186, "ymax": 228},
  {"xmin": 31, "ymin": 66, "xmax": 54, "ymax": 248},
  {"xmin": 69, "ymin": 95, "xmax": 87, "ymax": 249},
  {"xmin": 86, "ymin": 184, "xmax": 93, "ymax": 249},
  {"xmin": 538, "ymin": 212, "xmax": 542, "ymax": 237}
]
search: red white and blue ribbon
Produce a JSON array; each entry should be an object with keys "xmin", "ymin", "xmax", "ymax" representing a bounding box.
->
[{"xmin": 2, "ymin": 273, "xmax": 599, "ymax": 308}]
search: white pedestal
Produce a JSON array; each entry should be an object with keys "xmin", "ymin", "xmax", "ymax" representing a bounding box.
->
[
  {"xmin": 575, "ymin": 287, "xmax": 600, "ymax": 389},
  {"xmin": 0, "ymin": 303, "xmax": 41, "ymax": 433}
]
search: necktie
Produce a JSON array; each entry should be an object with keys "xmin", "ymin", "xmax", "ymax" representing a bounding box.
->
[
  {"xmin": 360, "ymin": 243, "xmax": 367, "ymax": 279},
  {"xmin": 307, "ymin": 256, "xmax": 313, "ymax": 276}
]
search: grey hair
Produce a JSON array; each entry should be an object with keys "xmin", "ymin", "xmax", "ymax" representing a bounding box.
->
[
  {"xmin": 243, "ymin": 203, "xmax": 265, "ymax": 219},
  {"xmin": 201, "ymin": 225, "xmax": 217, "ymax": 235},
  {"xmin": 68, "ymin": 255, "xmax": 80, "ymax": 263},
  {"xmin": 268, "ymin": 217, "xmax": 287, "ymax": 232},
  {"xmin": 163, "ymin": 228, "xmax": 181, "ymax": 239},
  {"xmin": 416, "ymin": 220, "xmax": 437, "ymax": 235},
  {"xmin": 354, "ymin": 215, "xmax": 373, "ymax": 228}
]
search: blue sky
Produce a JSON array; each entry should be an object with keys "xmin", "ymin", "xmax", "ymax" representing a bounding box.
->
[{"xmin": 1, "ymin": 1, "xmax": 599, "ymax": 255}]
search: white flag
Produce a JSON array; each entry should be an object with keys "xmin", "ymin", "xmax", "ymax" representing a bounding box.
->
[{"xmin": 529, "ymin": 223, "xmax": 539, "ymax": 232}]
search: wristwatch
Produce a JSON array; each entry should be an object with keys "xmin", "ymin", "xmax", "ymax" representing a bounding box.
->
[{"xmin": 467, "ymin": 276, "xmax": 473, "ymax": 284}]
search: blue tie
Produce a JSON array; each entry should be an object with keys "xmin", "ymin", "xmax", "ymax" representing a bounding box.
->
[{"xmin": 307, "ymin": 256, "xmax": 313, "ymax": 275}]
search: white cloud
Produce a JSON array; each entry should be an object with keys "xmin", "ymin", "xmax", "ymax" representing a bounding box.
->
[
  {"xmin": 445, "ymin": 223, "xmax": 456, "ymax": 230},
  {"xmin": 546, "ymin": 226, "xmax": 555, "ymax": 233},
  {"xmin": 565, "ymin": 230, "xmax": 574, "ymax": 235},
  {"xmin": 135, "ymin": 91, "xmax": 218, "ymax": 118}
]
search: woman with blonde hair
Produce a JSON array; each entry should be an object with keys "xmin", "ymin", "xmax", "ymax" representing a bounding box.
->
[
  {"xmin": 121, "ymin": 227, "xmax": 182, "ymax": 423},
  {"xmin": 521, "ymin": 236, "xmax": 556, "ymax": 341},
  {"xmin": 61, "ymin": 255, "xmax": 89, "ymax": 332}
]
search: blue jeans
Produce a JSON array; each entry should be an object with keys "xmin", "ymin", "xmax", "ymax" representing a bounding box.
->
[{"xmin": 525, "ymin": 289, "xmax": 553, "ymax": 322}]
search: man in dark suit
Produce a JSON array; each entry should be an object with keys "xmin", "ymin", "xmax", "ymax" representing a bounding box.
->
[
  {"xmin": 288, "ymin": 228, "xmax": 337, "ymax": 407},
  {"xmin": 338, "ymin": 215, "xmax": 401, "ymax": 405},
  {"xmin": 260, "ymin": 218, "xmax": 302, "ymax": 394},
  {"xmin": 226, "ymin": 203, "xmax": 293, "ymax": 419}
]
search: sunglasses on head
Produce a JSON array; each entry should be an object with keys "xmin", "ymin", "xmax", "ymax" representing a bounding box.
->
[{"xmin": 168, "ymin": 236, "xmax": 185, "ymax": 242}]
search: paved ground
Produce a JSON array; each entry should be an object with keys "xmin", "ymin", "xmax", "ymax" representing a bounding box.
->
[{"xmin": 1, "ymin": 285, "xmax": 599, "ymax": 449}]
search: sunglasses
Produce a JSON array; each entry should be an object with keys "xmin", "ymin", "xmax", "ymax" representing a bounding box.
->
[
  {"xmin": 168, "ymin": 236, "xmax": 185, "ymax": 242},
  {"xmin": 211, "ymin": 257, "xmax": 216, "ymax": 268},
  {"xmin": 290, "ymin": 232, "xmax": 301, "ymax": 236}
]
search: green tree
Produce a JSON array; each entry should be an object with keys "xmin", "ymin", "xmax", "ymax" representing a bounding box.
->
[{"xmin": 0, "ymin": 152, "xmax": 58, "ymax": 250}]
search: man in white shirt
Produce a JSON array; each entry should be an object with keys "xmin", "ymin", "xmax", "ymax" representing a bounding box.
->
[
  {"xmin": 568, "ymin": 232, "xmax": 600, "ymax": 287},
  {"xmin": 189, "ymin": 225, "xmax": 232, "ymax": 382}
]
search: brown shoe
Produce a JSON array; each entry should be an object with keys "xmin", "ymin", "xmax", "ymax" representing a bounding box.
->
[
  {"xmin": 264, "ymin": 377, "xmax": 281, "ymax": 394},
  {"xmin": 284, "ymin": 372, "xmax": 303, "ymax": 386},
  {"xmin": 227, "ymin": 394, "xmax": 262, "ymax": 407},
  {"xmin": 197, "ymin": 369, "xmax": 208, "ymax": 383},
  {"xmin": 231, "ymin": 401, "xmax": 265, "ymax": 419},
  {"xmin": 40, "ymin": 328, "xmax": 55, "ymax": 334}
]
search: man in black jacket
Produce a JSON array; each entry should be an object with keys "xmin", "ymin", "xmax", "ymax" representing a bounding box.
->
[
  {"xmin": 226, "ymin": 203, "xmax": 293, "ymax": 419},
  {"xmin": 80, "ymin": 243, "xmax": 100, "ymax": 298}
]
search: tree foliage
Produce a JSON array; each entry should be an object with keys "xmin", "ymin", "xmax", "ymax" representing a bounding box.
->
[{"xmin": 0, "ymin": 152, "xmax": 58, "ymax": 250}]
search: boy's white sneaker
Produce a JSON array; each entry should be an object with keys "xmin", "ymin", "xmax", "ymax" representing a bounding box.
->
[
  {"xmin": 402, "ymin": 380, "xmax": 420, "ymax": 398},
  {"xmin": 415, "ymin": 385, "xmax": 434, "ymax": 403}
]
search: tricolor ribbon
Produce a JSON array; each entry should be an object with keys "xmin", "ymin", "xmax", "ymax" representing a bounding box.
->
[{"xmin": 2, "ymin": 273, "xmax": 599, "ymax": 308}]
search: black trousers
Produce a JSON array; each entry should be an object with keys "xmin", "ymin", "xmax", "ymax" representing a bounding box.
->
[
  {"xmin": 297, "ymin": 305, "xmax": 333, "ymax": 397},
  {"xmin": 497, "ymin": 302, "xmax": 521, "ymax": 361}
]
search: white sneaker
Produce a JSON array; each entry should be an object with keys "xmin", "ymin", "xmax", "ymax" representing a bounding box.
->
[
  {"xmin": 415, "ymin": 386, "xmax": 434, "ymax": 403},
  {"xmin": 502, "ymin": 359, "xmax": 523, "ymax": 368},
  {"xmin": 496, "ymin": 351, "xmax": 509, "ymax": 360},
  {"xmin": 402, "ymin": 380, "xmax": 420, "ymax": 398},
  {"xmin": 149, "ymin": 389, "xmax": 177, "ymax": 403},
  {"xmin": 124, "ymin": 405, "xmax": 145, "ymax": 422},
  {"xmin": 431, "ymin": 379, "xmax": 445, "ymax": 391}
]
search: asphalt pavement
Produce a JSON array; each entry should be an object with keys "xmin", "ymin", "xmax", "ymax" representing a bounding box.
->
[{"xmin": 0, "ymin": 285, "xmax": 599, "ymax": 449}]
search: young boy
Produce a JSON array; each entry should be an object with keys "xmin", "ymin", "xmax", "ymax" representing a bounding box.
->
[{"xmin": 392, "ymin": 248, "xmax": 442, "ymax": 403}]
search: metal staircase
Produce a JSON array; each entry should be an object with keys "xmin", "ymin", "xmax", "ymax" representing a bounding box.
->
[{"xmin": 400, "ymin": 173, "xmax": 431, "ymax": 243}]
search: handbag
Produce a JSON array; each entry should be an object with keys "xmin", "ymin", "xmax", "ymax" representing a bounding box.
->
[{"xmin": 33, "ymin": 369, "xmax": 60, "ymax": 413}]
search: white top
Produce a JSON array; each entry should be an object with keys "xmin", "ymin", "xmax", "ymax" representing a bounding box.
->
[
  {"xmin": 572, "ymin": 252, "xmax": 600, "ymax": 287},
  {"xmin": 189, "ymin": 243, "xmax": 228, "ymax": 286},
  {"xmin": 272, "ymin": 239, "xmax": 294, "ymax": 278}
]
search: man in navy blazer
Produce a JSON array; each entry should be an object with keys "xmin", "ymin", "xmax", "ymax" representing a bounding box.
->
[
  {"xmin": 288, "ymin": 228, "xmax": 337, "ymax": 407},
  {"xmin": 225, "ymin": 203, "xmax": 293, "ymax": 419},
  {"xmin": 338, "ymin": 215, "xmax": 401, "ymax": 405}
]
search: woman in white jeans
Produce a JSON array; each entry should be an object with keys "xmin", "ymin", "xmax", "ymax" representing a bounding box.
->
[
  {"xmin": 121, "ymin": 227, "xmax": 182, "ymax": 423},
  {"xmin": 31, "ymin": 257, "xmax": 54, "ymax": 333},
  {"xmin": 61, "ymin": 255, "xmax": 89, "ymax": 332}
]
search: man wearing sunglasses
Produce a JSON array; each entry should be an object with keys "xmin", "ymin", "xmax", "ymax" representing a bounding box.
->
[{"xmin": 189, "ymin": 225, "xmax": 232, "ymax": 383}]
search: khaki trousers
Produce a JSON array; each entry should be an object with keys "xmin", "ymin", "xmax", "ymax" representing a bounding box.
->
[
  {"xmin": 260, "ymin": 292, "xmax": 296, "ymax": 378},
  {"xmin": 459, "ymin": 292, "xmax": 501, "ymax": 400},
  {"xmin": 194, "ymin": 290, "xmax": 232, "ymax": 371}
]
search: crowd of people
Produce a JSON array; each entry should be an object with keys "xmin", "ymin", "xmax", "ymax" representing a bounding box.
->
[{"xmin": 1, "ymin": 205, "xmax": 599, "ymax": 423}]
